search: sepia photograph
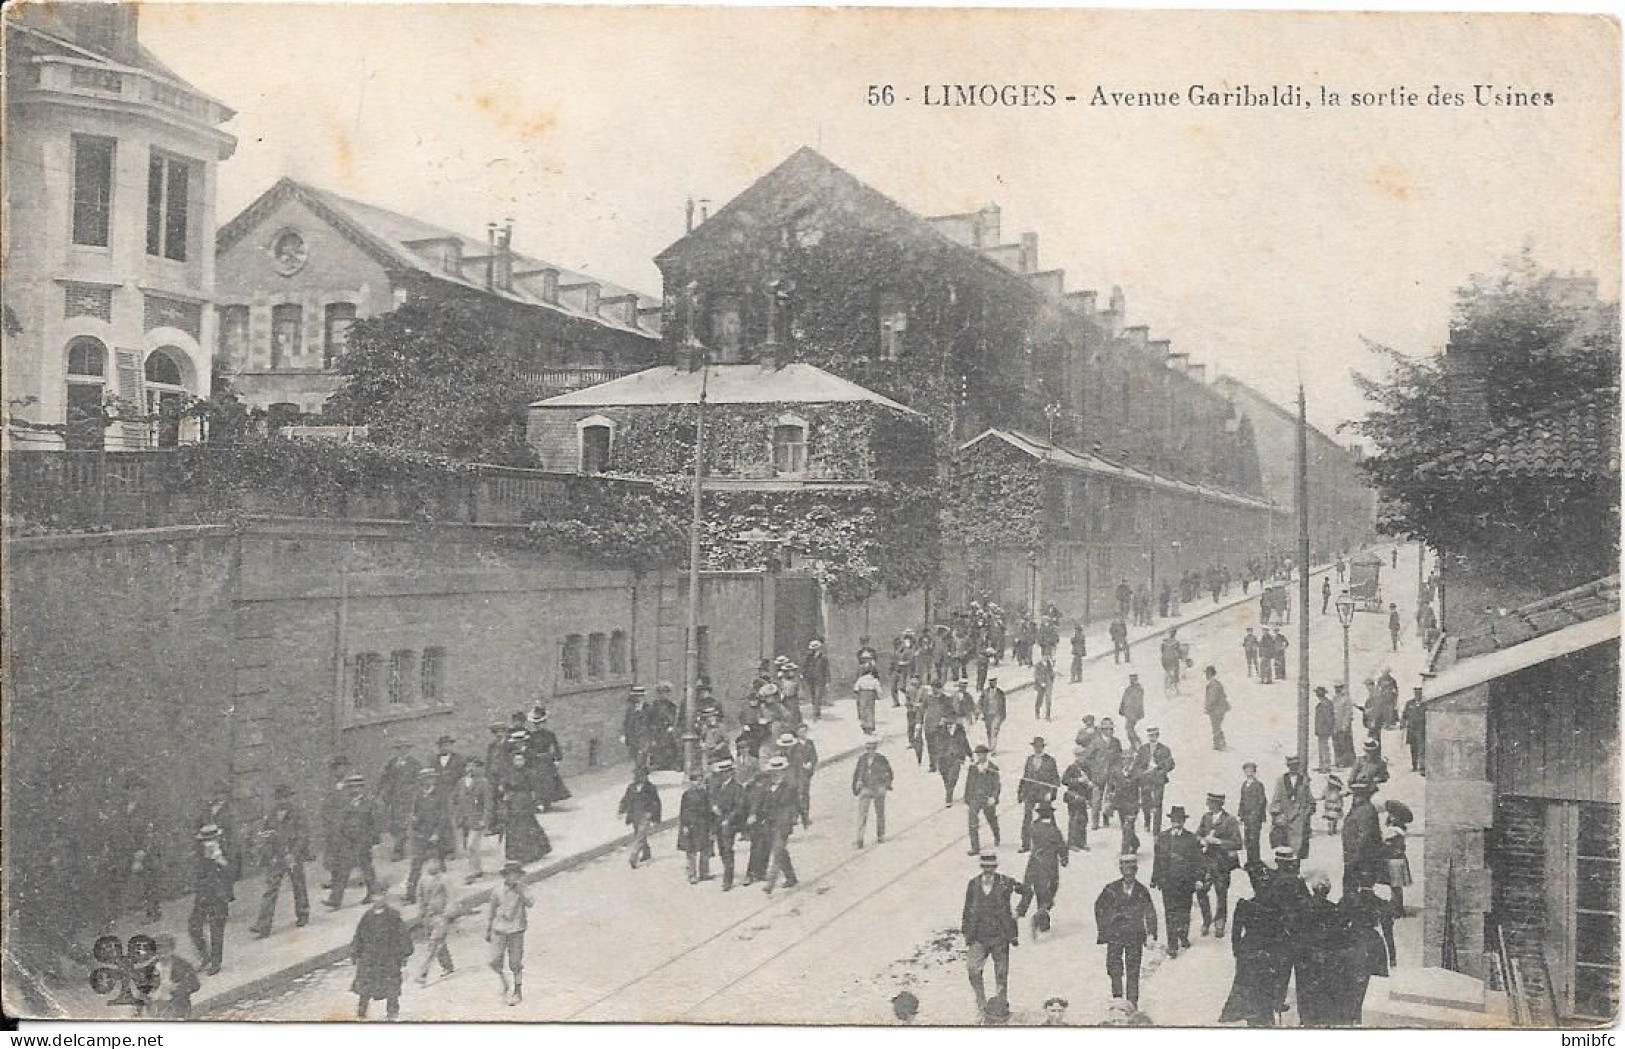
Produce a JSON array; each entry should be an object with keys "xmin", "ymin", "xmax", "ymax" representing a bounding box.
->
[{"xmin": 1, "ymin": 0, "xmax": 1619, "ymax": 1032}]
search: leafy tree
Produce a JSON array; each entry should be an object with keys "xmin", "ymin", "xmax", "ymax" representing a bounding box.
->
[{"xmin": 324, "ymin": 298, "xmax": 540, "ymax": 466}]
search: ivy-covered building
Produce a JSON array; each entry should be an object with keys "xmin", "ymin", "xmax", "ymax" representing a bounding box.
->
[{"xmin": 650, "ymin": 147, "xmax": 1292, "ymax": 613}]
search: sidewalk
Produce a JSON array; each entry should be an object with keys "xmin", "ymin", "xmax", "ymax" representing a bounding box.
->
[{"xmin": 37, "ymin": 565, "xmax": 1333, "ymax": 1019}]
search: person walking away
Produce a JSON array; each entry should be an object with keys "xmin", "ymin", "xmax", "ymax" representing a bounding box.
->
[
  {"xmin": 962, "ymin": 852, "xmax": 1033, "ymax": 1018},
  {"xmin": 1116, "ymin": 580, "xmax": 1134, "ymax": 619},
  {"xmin": 707, "ymin": 758, "xmax": 746, "ymax": 891},
  {"xmin": 1160, "ymin": 634, "xmax": 1183, "ymax": 695},
  {"xmin": 1017, "ymin": 804, "xmax": 1067, "ymax": 935},
  {"xmin": 1269, "ymin": 756, "xmax": 1315, "ymax": 861},
  {"xmin": 1110, "ymin": 616, "xmax": 1130, "ymax": 664},
  {"xmin": 678, "ymin": 770, "xmax": 716, "ymax": 884},
  {"xmin": 351, "ymin": 891, "xmax": 413, "ymax": 1019},
  {"xmin": 759, "ymin": 756, "xmax": 800, "ymax": 894},
  {"xmin": 1321, "ymin": 774, "xmax": 1345, "ymax": 836},
  {"xmin": 852, "ymin": 667, "xmax": 882, "ymax": 734},
  {"xmin": 1069, "ymin": 626, "xmax": 1087, "ymax": 683},
  {"xmin": 1387, "ymin": 603, "xmax": 1402, "ymax": 651},
  {"xmin": 252, "ymin": 784, "xmax": 310, "ymax": 938},
  {"xmin": 1340, "ymin": 782, "xmax": 1385, "ymax": 893},
  {"xmin": 1418, "ymin": 600, "xmax": 1440, "ymax": 651},
  {"xmin": 1061, "ymin": 745, "xmax": 1092, "ymax": 851},
  {"xmin": 1135, "ymin": 727, "xmax": 1175, "ymax": 836},
  {"xmin": 1333, "ymin": 684, "xmax": 1357, "ymax": 768},
  {"xmin": 1402, "ymin": 687, "xmax": 1427, "ymax": 774},
  {"xmin": 452, "ymin": 759, "xmax": 491, "ymax": 884},
  {"xmin": 964, "ymin": 746, "xmax": 1002, "ymax": 854},
  {"xmin": 1033, "ymin": 659, "xmax": 1056, "ymax": 721},
  {"xmin": 618, "ymin": 767, "xmax": 663, "ymax": 869},
  {"xmin": 1313, "ymin": 688, "xmax": 1336, "ymax": 772},
  {"xmin": 1017, "ymin": 737, "xmax": 1060, "ymax": 852},
  {"xmin": 1321, "ymin": 577, "xmax": 1333, "ymax": 615},
  {"xmin": 189, "ymin": 824, "xmax": 231, "ymax": 975},
  {"xmin": 1257, "ymin": 628, "xmax": 1275, "ymax": 685},
  {"xmin": 935, "ymin": 716, "xmax": 972, "ymax": 806},
  {"xmin": 1382, "ymin": 801, "xmax": 1414, "ymax": 916},
  {"xmin": 852, "ymin": 735, "xmax": 894, "ymax": 848},
  {"xmin": 1376, "ymin": 668, "xmax": 1401, "ymax": 730},
  {"xmin": 1272, "ymin": 629, "xmax": 1289, "ymax": 680},
  {"xmin": 1351, "ymin": 739, "xmax": 1391, "ymax": 791},
  {"xmin": 1242, "ymin": 628, "xmax": 1259, "ymax": 679},
  {"xmin": 804, "ymin": 639, "xmax": 830, "ymax": 719},
  {"xmin": 1238, "ymin": 763, "xmax": 1268, "ymax": 868},
  {"xmin": 378, "ymin": 742, "xmax": 420, "ymax": 862},
  {"xmin": 1119, "ymin": 674, "xmax": 1146, "ymax": 748},
  {"xmin": 486, "ymin": 861, "xmax": 530, "ymax": 1006},
  {"xmin": 1094, "ymin": 854, "xmax": 1159, "ymax": 1006},
  {"xmin": 1150, "ymin": 805, "xmax": 1203, "ymax": 957},
  {"xmin": 1204, "ymin": 666, "xmax": 1231, "ymax": 751},
  {"xmin": 905, "ymin": 676, "xmax": 929, "ymax": 767},
  {"xmin": 414, "ymin": 857, "xmax": 455, "ymax": 985},
  {"xmin": 324, "ymin": 774, "xmax": 381, "ymax": 910},
  {"xmin": 1196, "ymin": 792, "xmax": 1243, "ymax": 936}
]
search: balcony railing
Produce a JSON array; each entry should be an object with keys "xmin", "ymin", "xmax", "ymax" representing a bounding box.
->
[
  {"xmin": 29, "ymin": 56, "xmax": 232, "ymax": 125},
  {"xmin": 520, "ymin": 366, "xmax": 637, "ymax": 398}
]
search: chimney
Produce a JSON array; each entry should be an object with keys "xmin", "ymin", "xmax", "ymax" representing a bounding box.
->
[
  {"xmin": 582, "ymin": 283, "xmax": 600, "ymax": 316},
  {"xmin": 603, "ymin": 294, "xmax": 639, "ymax": 327},
  {"xmin": 1149, "ymin": 338, "xmax": 1171, "ymax": 359},
  {"xmin": 624, "ymin": 296, "xmax": 641, "ymax": 327},
  {"xmin": 685, "ymin": 196, "xmax": 695, "ymax": 234},
  {"xmin": 496, "ymin": 220, "xmax": 515, "ymax": 292},
  {"xmin": 1188, "ymin": 363, "xmax": 1207, "ymax": 384},
  {"xmin": 1067, "ymin": 290, "xmax": 1098, "ymax": 315},
  {"xmin": 977, "ymin": 204, "xmax": 1001, "ymax": 248},
  {"xmin": 485, "ymin": 223, "xmax": 497, "ymax": 290},
  {"xmin": 1444, "ymin": 331, "xmax": 1491, "ymax": 437},
  {"xmin": 1020, "ymin": 233, "xmax": 1039, "ymax": 275},
  {"xmin": 698, "ymin": 199, "xmax": 711, "ymax": 225},
  {"xmin": 540, "ymin": 268, "xmax": 560, "ymax": 305},
  {"xmin": 1168, "ymin": 352, "xmax": 1190, "ymax": 373},
  {"xmin": 1124, "ymin": 325, "xmax": 1150, "ymax": 350}
]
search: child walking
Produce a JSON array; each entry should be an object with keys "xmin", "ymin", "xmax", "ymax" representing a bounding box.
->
[{"xmin": 1320, "ymin": 773, "xmax": 1345, "ymax": 836}]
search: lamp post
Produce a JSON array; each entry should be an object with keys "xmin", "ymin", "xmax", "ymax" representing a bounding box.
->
[{"xmin": 1335, "ymin": 590, "xmax": 1356, "ymax": 704}]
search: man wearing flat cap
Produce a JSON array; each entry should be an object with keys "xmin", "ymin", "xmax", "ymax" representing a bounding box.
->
[
  {"xmin": 962, "ymin": 852, "xmax": 1033, "ymax": 1019},
  {"xmin": 1093, "ymin": 853, "xmax": 1158, "ymax": 1006},
  {"xmin": 252, "ymin": 784, "xmax": 311, "ymax": 938},
  {"xmin": 1017, "ymin": 737, "xmax": 1060, "ymax": 853},
  {"xmin": 1195, "ymin": 791, "xmax": 1242, "ymax": 937}
]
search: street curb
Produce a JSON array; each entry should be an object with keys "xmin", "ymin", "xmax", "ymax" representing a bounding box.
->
[{"xmin": 195, "ymin": 565, "xmax": 1332, "ymax": 1015}]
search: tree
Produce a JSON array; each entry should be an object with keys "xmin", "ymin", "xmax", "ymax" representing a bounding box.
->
[
  {"xmin": 323, "ymin": 298, "xmax": 540, "ymax": 466},
  {"xmin": 1349, "ymin": 253, "xmax": 1619, "ymax": 567}
]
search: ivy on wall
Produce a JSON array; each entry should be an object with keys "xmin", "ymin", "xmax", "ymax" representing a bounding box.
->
[
  {"xmin": 608, "ymin": 401, "xmax": 880, "ymax": 480},
  {"xmin": 942, "ymin": 440, "xmax": 1043, "ymax": 552}
]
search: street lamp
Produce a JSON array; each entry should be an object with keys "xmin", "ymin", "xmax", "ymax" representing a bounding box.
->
[{"xmin": 1335, "ymin": 589, "xmax": 1356, "ymax": 704}]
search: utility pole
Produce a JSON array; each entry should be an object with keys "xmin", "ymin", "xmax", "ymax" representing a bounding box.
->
[
  {"xmin": 1295, "ymin": 384, "xmax": 1311, "ymax": 769},
  {"xmin": 681, "ymin": 286, "xmax": 708, "ymax": 781}
]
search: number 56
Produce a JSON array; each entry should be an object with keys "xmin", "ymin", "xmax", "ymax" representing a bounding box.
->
[{"xmin": 867, "ymin": 85, "xmax": 895, "ymax": 106}]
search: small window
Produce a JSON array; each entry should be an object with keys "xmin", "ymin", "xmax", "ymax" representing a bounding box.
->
[
  {"xmin": 580, "ymin": 424, "xmax": 612, "ymax": 475},
  {"xmin": 351, "ymin": 652, "xmax": 382, "ymax": 710},
  {"xmin": 146, "ymin": 152, "xmax": 191, "ymax": 261},
  {"xmin": 324, "ymin": 303, "xmax": 356, "ymax": 369},
  {"xmin": 609, "ymin": 630, "xmax": 629, "ymax": 676},
  {"xmin": 388, "ymin": 650, "xmax": 416, "ymax": 705},
  {"xmin": 71, "ymin": 136, "xmax": 114, "ymax": 247},
  {"xmin": 217, "ymin": 305, "xmax": 250, "ymax": 367},
  {"xmin": 421, "ymin": 646, "xmax": 445, "ymax": 704},
  {"xmin": 271, "ymin": 304, "xmax": 302, "ymax": 369},
  {"xmin": 587, "ymin": 633, "xmax": 607, "ymax": 678},
  {"xmin": 773, "ymin": 421, "xmax": 807, "ymax": 475},
  {"xmin": 878, "ymin": 294, "xmax": 908, "ymax": 360},
  {"xmin": 67, "ymin": 336, "xmax": 106, "ymax": 379},
  {"xmin": 561, "ymin": 634, "xmax": 583, "ymax": 682}
]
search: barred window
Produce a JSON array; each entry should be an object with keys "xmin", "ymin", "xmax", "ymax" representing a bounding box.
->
[
  {"xmin": 561, "ymin": 634, "xmax": 583, "ymax": 682},
  {"xmin": 587, "ymin": 633, "xmax": 607, "ymax": 678},
  {"xmin": 421, "ymin": 646, "xmax": 446, "ymax": 704},
  {"xmin": 352, "ymin": 652, "xmax": 383, "ymax": 710},
  {"xmin": 609, "ymin": 630, "xmax": 629, "ymax": 676},
  {"xmin": 388, "ymin": 649, "xmax": 417, "ymax": 705}
]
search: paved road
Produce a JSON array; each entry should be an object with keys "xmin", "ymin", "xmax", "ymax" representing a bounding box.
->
[{"xmin": 231, "ymin": 554, "xmax": 1430, "ymax": 1024}]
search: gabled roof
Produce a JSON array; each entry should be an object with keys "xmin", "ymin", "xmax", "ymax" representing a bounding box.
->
[
  {"xmin": 958, "ymin": 428, "xmax": 1275, "ymax": 512},
  {"xmin": 1417, "ymin": 387, "xmax": 1620, "ymax": 482},
  {"xmin": 216, "ymin": 179, "xmax": 660, "ymax": 337},
  {"xmin": 528, "ymin": 363, "xmax": 919, "ymax": 415},
  {"xmin": 1424, "ymin": 576, "xmax": 1619, "ymax": 700}
]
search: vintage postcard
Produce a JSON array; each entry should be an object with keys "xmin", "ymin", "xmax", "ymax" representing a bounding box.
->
[{"xmin": 2, "ymin": 1, "xmax": 1619, "ymax": 1032}]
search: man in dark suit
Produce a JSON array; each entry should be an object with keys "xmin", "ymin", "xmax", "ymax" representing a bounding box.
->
[
  {"xmin": 1237, "ymin": 762, "xmax": 1269, "ymax": 868},
  {"xmin": 979, "ymin": 678, "xmax": 1008, "ymax": 752},
  {"xmin": 1195, "ymin": 791, "xmax": 1243, "ymax": 937},
  {"xmin": 1270, "ymin": 755, "xmax": 1316, "ymax": 861},
  {"xmin": 707, "ymin": 758, "xmax": 747, "ymax": 891},
  {"xmin": 429, "ymin": 734, "xmax": 467, "ymax": 786},
  {"xmin": 189, "ymin": 824, "xmax": 232, "ymax": 975},
  {"xmin": 961, "ymin": 853, "xmax": 1033, "ymax": 1018},
  {"xmin": 1094, "ymin": 853, "xmax": 1158, "ymax": 1005},
  {"xmin": 404, "ymin": 768, "xmax": 452, "ymax": 903},
  {"xmin": 758, "ymin": 756, "xmax": 800, "ymax": 894},
  {"xmin": 933, "ymin": 715, "xmax": 972, "ymax": 806},
  {"xmin": 324, "ymin": 774, "xmax": 381, "ymax": 909},
  {"xmin": 1134, "ymin": 727, "xmax": 1176, "ymax": 836},
  {"xmin": 964, "ymin": 746, "xmax": 1002, "ymax": 854},
  {"xmin": 252, "ymin": 784, "xmax": 310, "ymax": 938},
  {"xmin": 1149, "ymin": 805, "xmax": 1204, "ymax": 956},
  {"xmin": 1017, "ymin": 737, "xmax": 1060, "ymax": 853},
  {"xmin": 852, "ymin": 735, "xmax": 894, "ymax": 848}
]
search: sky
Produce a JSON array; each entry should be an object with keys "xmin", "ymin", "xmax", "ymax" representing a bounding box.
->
[{"xmin": 140, "ymin": 4, "xmax": 1620, "ymax": 434}]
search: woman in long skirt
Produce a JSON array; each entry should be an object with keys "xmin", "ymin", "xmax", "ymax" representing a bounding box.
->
[{"xmin": 500, "ymin": 754, "xmax": 551, "ymax": 864}]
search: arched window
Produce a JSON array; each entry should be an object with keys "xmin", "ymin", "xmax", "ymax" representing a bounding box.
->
[
  {"xmin": 772, "ymin": 414, "xmax": 807, "ymax": 475},
  {"xmin": 144, "ymin": 347, "xmax": 187, "ymax": 447},
  {"xmin": 65, "ymin": 336, "xmax": 108, "ymax": 450}
]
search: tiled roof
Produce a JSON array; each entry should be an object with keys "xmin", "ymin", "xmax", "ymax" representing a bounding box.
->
[
  {"xmin": 1418, "ymin": 388, "xmax": 1620, "ymax": 482},
  {"xmin": 1454, "ymin": 575, "xmax": 1620, "ymax": 660},
  {"xmin": 529, "ymin": 364, "xmax": 918, "ymax": 415}
]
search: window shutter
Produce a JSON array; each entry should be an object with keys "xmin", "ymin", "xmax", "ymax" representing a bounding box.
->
[{"xmin": 114, "ymin": 350, "xmax": 147, "ymax": 446}]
